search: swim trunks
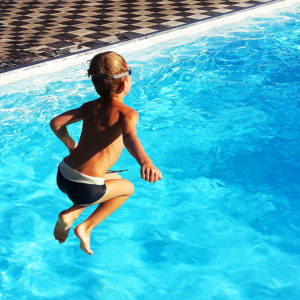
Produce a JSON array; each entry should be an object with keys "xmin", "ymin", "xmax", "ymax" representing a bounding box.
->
[{"xmin": 56, "ymin": 160, "xmax": 106, "ymax": 206}]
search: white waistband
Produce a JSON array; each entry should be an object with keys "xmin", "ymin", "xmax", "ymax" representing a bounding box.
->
[{"xmin": 58, "ymin": 160, "xmax": 105, "ymax": 185}]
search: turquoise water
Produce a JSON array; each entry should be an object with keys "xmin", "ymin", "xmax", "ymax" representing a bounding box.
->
[{"xmin": 1, "ymin": 4, "xmax": 300, "ymax": 299}]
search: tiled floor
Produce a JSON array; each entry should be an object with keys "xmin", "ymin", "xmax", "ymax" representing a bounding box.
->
[{"xmin": 0, "ymin": 0, "xmax": 276, "ymax": 72}]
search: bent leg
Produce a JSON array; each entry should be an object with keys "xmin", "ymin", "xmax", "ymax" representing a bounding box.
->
[
  {"xmin": 54, "ymin": 204, "xmax": 87, "ymax": 243},
  {"xmin": 105, "ymin": 172, "xmax": 122, "ymax": 180},
  {"xmin": 74, "ymin": 179, "xmax": 134, "ymax": 255}
]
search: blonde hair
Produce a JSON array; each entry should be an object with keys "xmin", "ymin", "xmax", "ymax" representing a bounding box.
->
[{"xmin": 88, "ymin": 51, "xmax": 128, "ymax": 99}]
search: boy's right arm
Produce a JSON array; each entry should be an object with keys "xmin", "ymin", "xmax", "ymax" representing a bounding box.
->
[
  {"xmin": 50, "ymin": 105, "xmax": 84, "ymax": 152},
  {"xmin": 122, "ymin": 110, "xmax": 162, "ymax": 183}
]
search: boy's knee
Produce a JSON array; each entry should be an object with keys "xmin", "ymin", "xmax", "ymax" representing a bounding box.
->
[
  {"xmin": 127, "ymin": 180, "xmax": 134, "ymax": 196},
  {"xmin": 115, "ymin": 173, "xmax": 122, "ymax": 180},
  {"xmin": 105, "ymin": 172, "xmax": 122, "ymax": 180}
]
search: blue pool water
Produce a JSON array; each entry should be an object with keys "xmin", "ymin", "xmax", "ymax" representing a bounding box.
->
[{"xmin": 1, "ymin": 4, "xmax": 300, "ymax": 300}]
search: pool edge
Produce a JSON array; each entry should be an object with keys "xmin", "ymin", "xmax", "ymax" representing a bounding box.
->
[{"xmin": 0, "ymin": 0, "xmax": 297, "ymax": 86}]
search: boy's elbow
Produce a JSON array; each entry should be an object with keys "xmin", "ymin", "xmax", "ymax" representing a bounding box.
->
[
  {"xmin": 50, "ymin": 119, "xmax": 56, "ymax": 130},
  {"xmin": 50, "ymin": 118, "xmax": 60, "ymax": 131}
]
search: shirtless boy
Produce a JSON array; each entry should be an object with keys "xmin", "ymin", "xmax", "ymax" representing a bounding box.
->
[{"xmin": 51, "ymin": 51, "xmax": 162, "ymax": 255}]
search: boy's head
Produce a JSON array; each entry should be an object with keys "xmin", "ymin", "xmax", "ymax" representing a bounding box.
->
[{"xmin": 88, "ymin": 51, "xmax": 130, "ymax": 99}]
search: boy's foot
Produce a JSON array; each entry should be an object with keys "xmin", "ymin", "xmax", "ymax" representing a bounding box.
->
[
  {"xmin": 74, "ymin": 224, "xmax": 93, "ymax": 255},
  {"xmin": 53, "ymin": 214, "xmax": 73, "ymax": 243}
]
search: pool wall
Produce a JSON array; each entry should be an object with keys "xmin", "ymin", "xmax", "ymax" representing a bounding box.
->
[{"xmin": 0, "ymin": 0, "xmax": 297, "ymax": 86}]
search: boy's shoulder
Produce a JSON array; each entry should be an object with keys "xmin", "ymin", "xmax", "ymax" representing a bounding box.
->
[
  {"xmin": 115, "ymin": 102, "xmax": 139, "ymax": 125},
  {"xmin": 80, "ymin": 99, "xmax": 97, "ymax": 110},
  {"xmin": 81, "ymin": 99, "xmax": 138, "ymax": 122},
  {"xmin": 113, "ymin": 101, "xmax": 138, "ymax": 116}
]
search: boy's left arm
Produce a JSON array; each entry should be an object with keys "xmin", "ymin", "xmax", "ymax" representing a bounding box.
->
[
  {"xmin": 122, "ymin": 110, "xmax": 162, "ymax": 183},
  {"xmin": 50, "ymin": 106, "xmax": 84, "ymax": 152}
]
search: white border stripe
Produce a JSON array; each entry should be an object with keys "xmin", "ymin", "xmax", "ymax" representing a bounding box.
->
[{"xmin": 0, "ymin": 0, "xmax": 298, "ymax": 86}]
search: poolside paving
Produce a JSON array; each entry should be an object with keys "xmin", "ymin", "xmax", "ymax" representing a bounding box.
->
[{"xmin": 0, "ymin": 0, "xmax": 277, "ymax": 72}]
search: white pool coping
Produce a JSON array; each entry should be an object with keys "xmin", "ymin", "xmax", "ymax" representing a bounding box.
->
[{"xmin": 0, "ymin": 0, "xmax": 298, "ymax": 86}]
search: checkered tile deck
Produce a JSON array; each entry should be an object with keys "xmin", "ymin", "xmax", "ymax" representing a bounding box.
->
[{"xmin": 0, "ymin": 0, "xmax": 276, "ymax": 72}]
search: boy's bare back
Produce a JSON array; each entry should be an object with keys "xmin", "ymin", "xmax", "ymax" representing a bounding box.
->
[{"xmin": 64, "ymin": 99, "xmax": 137, "ymax": 178}]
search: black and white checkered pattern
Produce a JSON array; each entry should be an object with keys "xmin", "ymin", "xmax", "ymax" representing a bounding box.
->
[{"xmin": 0, "ymin": 0, "xmax": 275, "ymax": 72}]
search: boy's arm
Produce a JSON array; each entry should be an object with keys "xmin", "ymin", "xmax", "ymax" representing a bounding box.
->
[
  {"xmin": 50, "ymin": 106, "xmax": 84, "ymax": 152},
  {"xmin": 122, "ymin": 110, "xmax": 162, "ymax": 183}
]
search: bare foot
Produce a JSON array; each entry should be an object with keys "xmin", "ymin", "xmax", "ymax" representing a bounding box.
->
[
  {"xmin": 53, "ymin": 214, "xmax": 73, "ymax": 243},
  {"xmin": 74, "ymin": 224, "xmax": 93, "ymax": 255}
]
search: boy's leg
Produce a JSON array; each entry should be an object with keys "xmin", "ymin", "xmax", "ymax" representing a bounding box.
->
[
  {"xmin": 74, "ymin": 179, "xmax": 134, "ymax": 255},
  {"xmin": 104, "ymin": 171, "xmax": 122, "ymax": 180},
  {"xmin": 54, "ymin": 204, "xmax": 87, "ymax": 243},
  {"xmin": 54, "ymin": 174, "xmax": 122, "ymax": 244}
]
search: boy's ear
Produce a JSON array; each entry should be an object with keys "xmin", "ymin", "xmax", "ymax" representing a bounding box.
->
[{"xmin": 120, "ymin": 80, "xmax": 125, "ymax": 92}]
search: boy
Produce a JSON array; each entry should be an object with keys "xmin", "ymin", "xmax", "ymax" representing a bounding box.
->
[{"xmin": 50, "ymin": 51, "xmax": 162, "ymax": 255}]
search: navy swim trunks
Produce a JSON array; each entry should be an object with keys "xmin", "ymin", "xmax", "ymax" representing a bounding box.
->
[{"xmin": 56, "ymin": 160, "xmax": 107, "ymax": 206}]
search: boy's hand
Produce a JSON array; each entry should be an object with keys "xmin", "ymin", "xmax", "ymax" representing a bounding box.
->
[{"xmin": 141, "ymin": 161, "xmax": 163, "ymax": 183}]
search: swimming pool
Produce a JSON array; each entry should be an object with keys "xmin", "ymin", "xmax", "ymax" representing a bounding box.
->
[{"xmin": 1, "ymin": 2, "xmax": 300, "ymax": 299}]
